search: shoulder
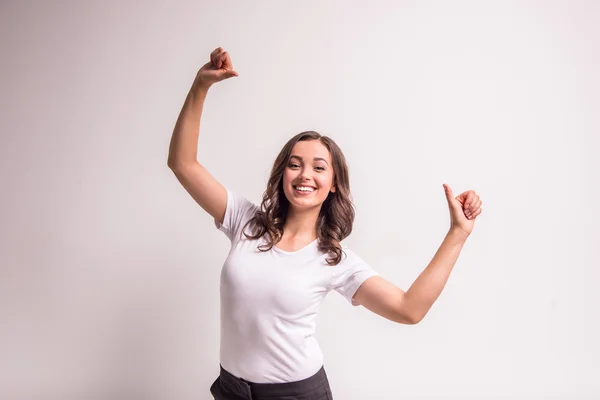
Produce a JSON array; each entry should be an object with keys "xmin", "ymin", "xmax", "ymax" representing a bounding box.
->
[
  {"xmin": 339, "ymin": 242, "xmax": 361, "ymax": 259},
  {"xmin": 230, "ymin": 190, "xmax": 260, "ymax": 212},
  {"xmin": 336, "ymin": 243, "xmax": 368, "ymax": 268}
]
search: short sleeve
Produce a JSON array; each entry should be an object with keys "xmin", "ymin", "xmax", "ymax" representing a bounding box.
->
[
  {"xmin": 214, "ymin": 189, "xmax": 259, "ymax": 244},
  {"xmin": 330, "ymin": 248, "xmax": 379, "ymax": 306}
]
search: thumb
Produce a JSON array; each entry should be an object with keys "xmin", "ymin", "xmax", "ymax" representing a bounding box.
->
[
  {"xmin": 443, "ymin": 183, "xmax": 459, "ymax": 209},
  {"xmin": 443, "ymin": 183, "xmax": 453, "ymax": 199}
]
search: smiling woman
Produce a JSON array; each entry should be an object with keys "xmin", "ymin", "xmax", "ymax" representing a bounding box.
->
[{"xmin": 168, "ymin": 46, "xmax": 483, "ymax": 400}]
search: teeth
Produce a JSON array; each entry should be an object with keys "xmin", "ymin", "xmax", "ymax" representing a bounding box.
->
[{"xmin": 295, "ymin": 186, "xmax": 315, "ymax": 192}]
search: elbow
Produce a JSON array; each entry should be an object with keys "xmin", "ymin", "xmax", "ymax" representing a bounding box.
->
[
  {"xmin": 395, "ymin": 300, "xmax": 424, "ymax": 325},
  {"xmin": 167, "ymin": 159, "xmax": 197, "ymax": 172},
  {"xmin": 167, "ymin": 157, "xmax": 180, "ymax": 170},
  {"xmin": 167, "ymin": 155, "xmax": 186, "ymax": 170},
  {"xmin": 396, "ymin": 309, "xmax": 425, "ymax": 325},
  {"xmin": 406, "ymin": 313, "xmax": 424, "ymax": 325}
]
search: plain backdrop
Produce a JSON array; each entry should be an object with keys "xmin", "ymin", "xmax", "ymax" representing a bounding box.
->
[{"xmin": 1, "ymin": 1, "xmax": 599, "ymax": 399}]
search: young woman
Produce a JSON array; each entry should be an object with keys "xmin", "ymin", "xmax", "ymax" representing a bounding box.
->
[{"xmin": 168, "ymin": 47, "xmax": 483, "ymax": 400}]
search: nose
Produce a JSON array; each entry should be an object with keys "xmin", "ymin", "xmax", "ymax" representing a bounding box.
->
[{"xmin": 298, "ymin": 167, "xmax": 312, "ymax": 181}]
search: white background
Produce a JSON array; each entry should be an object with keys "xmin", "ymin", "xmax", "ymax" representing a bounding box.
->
[{"xmin": 1, "ymin": 1, "xmax": 598, "ymax": 399}]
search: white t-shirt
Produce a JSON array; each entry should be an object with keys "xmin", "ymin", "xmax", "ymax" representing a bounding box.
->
[{"xmin": 213, "ymin": 188, "xmax": 379, "ymax": 383}]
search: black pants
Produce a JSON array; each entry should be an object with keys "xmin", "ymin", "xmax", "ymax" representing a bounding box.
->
[{"xmin": 210, "ymin": 364, "xmax": 334, "ymax": 399}]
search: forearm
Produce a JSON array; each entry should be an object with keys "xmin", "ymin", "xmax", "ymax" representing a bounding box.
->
[
  {"xmin": 403, "ymin": 229, "xmax": 469, "ymax": 322},
  {"xmin": 167, "ymin": 80, "xmax": 211, "ymax": 168}
]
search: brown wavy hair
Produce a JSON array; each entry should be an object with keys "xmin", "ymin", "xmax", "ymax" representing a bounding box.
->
[{"xmin": 241, "ymin": 131, "xmax": 355, "ymax": 266}]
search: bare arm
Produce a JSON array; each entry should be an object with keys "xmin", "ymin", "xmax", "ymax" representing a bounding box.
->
[
  {"xmin": 167, "ymin": 81, "xmax": 211, "ymax": 168},
  {"xmin": 353, "ymin": 185, "xmax": 483, "ymax": 324},
  {"xmin": 401, "ymin": 229, "xmax": 468, "ymax": 322},
  {"xmin": 353, "ymin": 229, "xmax": 469, "ymax": 324},
  {"xmin": 167, "ymin": 47, "xmax": 238, "ymax": 225}
]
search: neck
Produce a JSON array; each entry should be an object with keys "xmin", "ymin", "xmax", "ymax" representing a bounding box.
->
[{"xmin": 283, "ymin": 205, "xmax": 321, "ymax": 239}]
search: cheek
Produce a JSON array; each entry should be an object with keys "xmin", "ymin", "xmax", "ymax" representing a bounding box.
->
[
  {"xmin": 282, "ymin": 171, "xmax": 293, "ymax": 189},
  {"xmin": 317, "ymin": 176, "xmax": 333, "ymax": 190}
]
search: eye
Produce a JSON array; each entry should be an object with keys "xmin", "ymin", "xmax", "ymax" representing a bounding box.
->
[{"xmin": 288, "ymin": 163, "xmax": 325, "ymax": 171}]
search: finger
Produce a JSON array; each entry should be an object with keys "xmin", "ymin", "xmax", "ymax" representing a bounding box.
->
[
  {"xmin": 462, "ymin": 192, "xmax": 474, "ymax": 210},
  {"xmin": 464, "ymin": 205, "xmax": 473, "ymax": 218},
  {"xmin": 210, "ymin": 47, "xmax": 223, "ymax": 61},
  {"xmin": 220, "ymin": 51, "xmax": 233, "ymax": 70},
  {"xmin": 216, "ymin": 52, "xmax": 224, "ymax": 69},
  {"xmin": 469, "ymin": 198, "xmax": 481, "ymax": 213},
  {"xmin": 219, "ymin": 52, "xmax": 228, "ymax": 69},
  {"xmin": 457, "ymin": 190, "xmax": 472, "ymax": 207},
  {"xmin": 466, "ymin": 196, "xmax": 480, "ymax": 218},
  {"xmin": 465, "ymin": 192, "xmax": 479, "ymax": 211},
  {"xmin": 210, "ymin": 47, "xmax": 224, "ymax": 67}
]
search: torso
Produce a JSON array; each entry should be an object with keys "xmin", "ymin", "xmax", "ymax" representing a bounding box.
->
[{"xmin": 215, "ymin": 188, "xmax": 378, "ymax": 383}]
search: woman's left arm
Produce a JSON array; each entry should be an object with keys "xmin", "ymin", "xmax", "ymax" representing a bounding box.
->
[{"xmin": 353, "ymin": 184, "xmax": 482, "ymax": 324}]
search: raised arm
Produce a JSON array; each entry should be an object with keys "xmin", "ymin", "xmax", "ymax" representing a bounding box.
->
[
  {"xmin": 353, "ymin": 229, "xmax": 468, "ymax": 324},
  {"xmin": 353, "ymin": 185, "xmax": 483, "ymax": 324},
  {"xmin": 167, "ymin": 47, "xmax": 238, "ymax": 225}
]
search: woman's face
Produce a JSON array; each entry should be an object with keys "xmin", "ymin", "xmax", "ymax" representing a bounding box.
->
[{"xmin": 282, "ymin": 140, "xmax": 336, "ymax": 210}]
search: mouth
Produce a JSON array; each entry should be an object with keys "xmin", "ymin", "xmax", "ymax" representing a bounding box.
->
[{"xmin": 293, "ymin": 185, "xmax": 317, "ymax": 195}]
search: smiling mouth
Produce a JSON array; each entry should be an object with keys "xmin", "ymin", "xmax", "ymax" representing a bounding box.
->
[{"xmin": 293, "ymin": 185, "xmax": 316, "ymax": 193}]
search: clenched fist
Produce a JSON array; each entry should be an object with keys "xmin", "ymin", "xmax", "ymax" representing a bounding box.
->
[
  {"xmin": 195, "ymin": 47, "xmax": 239, "ymax": 88},
  {"xmin": 443, "ymin": 183, "xmax": 483, "ymax": 236}
]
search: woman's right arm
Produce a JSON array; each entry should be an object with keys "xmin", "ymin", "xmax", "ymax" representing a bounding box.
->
[{"xmin": 167, "ymin": 47, "xmax": 238, "ymax": 225}]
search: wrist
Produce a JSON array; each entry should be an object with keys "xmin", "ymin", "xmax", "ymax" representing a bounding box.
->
[
  {"xmin": 447, "ymin": 227, "xmax": 470, "ymax": 243},
  {"xmin": 192, "ymin": 77, "xmax": 212, "ymax": 93}
]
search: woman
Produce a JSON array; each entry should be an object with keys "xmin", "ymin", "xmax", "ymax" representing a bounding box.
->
[{"xmin": 168, "ymin": 47, "xmax": 483, "ymax": 400}]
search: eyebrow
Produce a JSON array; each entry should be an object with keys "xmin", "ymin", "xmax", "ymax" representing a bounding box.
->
[{"xmin": 289, "ymin": 155, "xmax": 329, "ymax": 166}]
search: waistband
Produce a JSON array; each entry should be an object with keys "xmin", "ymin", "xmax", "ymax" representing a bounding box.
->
[{"xmin": 218, "ymin": 365, "xmax": 329, "ymax": 398}]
